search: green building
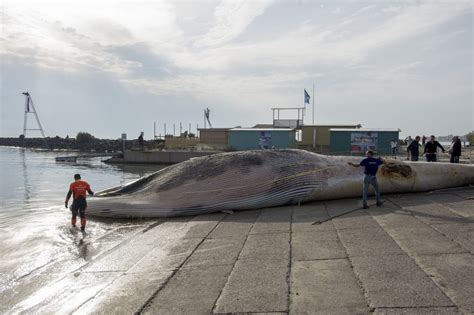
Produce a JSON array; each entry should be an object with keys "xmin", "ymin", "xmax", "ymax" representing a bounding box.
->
[
  {"xmin": 228, "ymin": 128, "xmax": 296, "ymax": 150},
  {"xmin": 329, "ymin": 128, "xmax": 400, "ymax": 155}
]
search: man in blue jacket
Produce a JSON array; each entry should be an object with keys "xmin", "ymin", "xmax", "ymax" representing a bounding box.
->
[{"xmin": 348, "ymin": 150, "xmax": 384, "ymax": 209}]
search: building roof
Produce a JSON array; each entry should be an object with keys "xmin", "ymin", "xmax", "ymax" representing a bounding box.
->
[
  {"xmin": 252, "ymin": 124, "xmax": 274, "ymax": 128},
  {"xmin": 330, "ymin": 128, "xmax": 401, "ymax": 132},
  {"xmin": 230, "ymin": 128, "xmax": 295, "ymax": 132},
  {"xmin": 197, "ymin": 128, "xmax": 230, "ymax": 131},
  {"xmin": 303, "ymin": 124, "xmax": 361, "ymax": 127}
]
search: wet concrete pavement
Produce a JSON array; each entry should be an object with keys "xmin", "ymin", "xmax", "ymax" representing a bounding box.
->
[{"xmin": 2, "ymin": 187, "xmax": 474, "ymax": 314}]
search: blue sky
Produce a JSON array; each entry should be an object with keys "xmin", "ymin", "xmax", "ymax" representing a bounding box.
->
[{"xmin": 1, "ymin": 0, "xmax": 472, "ymax": 139}]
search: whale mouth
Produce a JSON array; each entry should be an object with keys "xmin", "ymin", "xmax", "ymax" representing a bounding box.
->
[{"xmin": 94, "ymin": 172, "xmax": 160, "ymax": 197}]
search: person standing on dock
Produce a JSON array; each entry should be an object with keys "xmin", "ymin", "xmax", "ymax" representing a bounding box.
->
[
  {"xmin": 65, "ymin": 174, "xmax": 94, "ymax": 232},
  {"xmin": 407, "ymin": 136, "xmax": 421, "ymax": 161},
  {"xmin": 138, "ymin": 132, "xmax": 144, "ymax": 150},
  {"xmin": 449, "ymin": 136, "xmax": 462, "ymax": 163},
  {"xmin": 348, "ymin": 150, "xmax": 384, "ymax": 209},
  {"xmin": 424, "ymin": 135, "xmax": 446, "ymax": 162},
  {"xmin": 390, "ymin": 139, "xmax": 398, "ymax": 159}
]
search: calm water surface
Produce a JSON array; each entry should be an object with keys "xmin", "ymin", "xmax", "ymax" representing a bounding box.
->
[{"xmin": 0, "ymin": 146, "xmax": 164, "ymax": 291}]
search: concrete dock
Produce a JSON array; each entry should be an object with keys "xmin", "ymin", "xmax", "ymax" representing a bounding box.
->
[
  {"xmin": 105, "ymin": 150, "xmax": 220, "ymax": 164},
  {"xmin": 2, "ymin": 187, "xmax": 474, "ymax": 314}
]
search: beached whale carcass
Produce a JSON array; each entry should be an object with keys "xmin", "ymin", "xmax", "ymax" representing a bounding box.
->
[{"xmin": 88, "ymin": 149, "xmax": 474, "ymax": 218}]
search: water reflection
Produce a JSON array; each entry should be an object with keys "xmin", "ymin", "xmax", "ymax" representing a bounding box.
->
[
  {"xmin": 76, "ymin": 235, "xmax": 90, "ymax": 260},
  {"xmin": 0, "ymin": 147, "xmax": 160, "ymax": 303},
  {"xmin": 20, "ymin": 148, "xmax": 32, "ymax": 204}
]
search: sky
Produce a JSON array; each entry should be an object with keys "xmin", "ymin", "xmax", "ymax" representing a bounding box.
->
[{"xmin": 1, "ymin": 0, "xmax": 473, "ymax": 139}]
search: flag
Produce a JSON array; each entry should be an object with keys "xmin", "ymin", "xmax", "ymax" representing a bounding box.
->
[
  {"xmin": 304, "ymin": 89, "xmax": 310, "ymax": 104},
  {"xmin": 26, "ymin": 97, "xmax": 30, "ymax": 112}
]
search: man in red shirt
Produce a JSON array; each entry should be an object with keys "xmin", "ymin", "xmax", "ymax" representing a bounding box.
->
[{"xmin": 65, "ymin": 174, "xmax": 94, "ymax": 231}]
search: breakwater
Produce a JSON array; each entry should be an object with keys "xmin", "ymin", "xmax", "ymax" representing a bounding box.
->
[{"xmin": 0, "ymin": 137, "xmax": 159, "ymax": 152}]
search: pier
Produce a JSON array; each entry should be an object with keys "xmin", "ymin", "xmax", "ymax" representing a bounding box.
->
[
  {"xmin": 3, "ymin": 186, "xmax": 473, "ymax": 314},
  {"xmin": 104, "ymin": 150, "xmax": 220, "ymax": 164},
  {"xmin": 55, "ymin": 153, "xmax": 122, "ymax": 162}
]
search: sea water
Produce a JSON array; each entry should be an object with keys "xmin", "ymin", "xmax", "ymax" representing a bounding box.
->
[{"xmin": 0, "ymin": 146, "xmax": 163, "ymax": 295}]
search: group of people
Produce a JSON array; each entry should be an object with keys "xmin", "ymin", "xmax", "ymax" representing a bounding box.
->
[
  {"xmin": 406, "ymin": 135, "xmax": 462, "ymax": 163},
  {"xmin": 349, "ymin": 134, "xmax": 464, "ymax": 209}
]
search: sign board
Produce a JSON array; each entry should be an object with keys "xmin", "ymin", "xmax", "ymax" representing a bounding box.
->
[
  {"xmin": 351, "ymin": 132, "xmax": 378, "ymax": 153},
  {"xmin": 121, "ymin": 133, "xmax": 127, "ymax": 140},
  {"xmin": 258, "ymin": 131, "xmax": 272, "ymax": 149},
  {"xmin": 273, "ymin": 119, "xmax": 302, "ymax": 129}
]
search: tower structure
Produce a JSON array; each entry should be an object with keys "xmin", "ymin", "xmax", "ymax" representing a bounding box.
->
[{"xmin": 22, "ymin": 92, "xmax": 46, "ymax": 138}]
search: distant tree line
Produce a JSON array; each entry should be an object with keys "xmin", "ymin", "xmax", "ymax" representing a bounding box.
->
[{"xmin": 0, "ymin": 131, "xmax": 164, "ymax": 152}]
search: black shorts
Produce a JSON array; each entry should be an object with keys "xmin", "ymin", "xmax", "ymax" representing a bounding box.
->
[{"xmin": 71, "ymin": 198, "xmax": 87, "ymax": 218}]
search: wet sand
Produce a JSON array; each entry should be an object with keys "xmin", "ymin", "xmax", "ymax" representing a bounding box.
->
[{"xmin": 1, "ymin": 186, "xmax": 473, "ymax": 314}]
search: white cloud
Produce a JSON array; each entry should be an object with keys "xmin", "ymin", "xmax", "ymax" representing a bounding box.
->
[
  {"xmin": 2, "ymin": 1, "xmax": 468, "ymax": 79},
  {"xmin": 1, "ymin": 1, "xmax": 472, "ymax": 137},
  {"xmin": 195, "ymin": 0, "xmax": 275, "ymax": 47},
  {"xmin": 177, "ymin": 2, "xmax": 470, "ymax": 72}
]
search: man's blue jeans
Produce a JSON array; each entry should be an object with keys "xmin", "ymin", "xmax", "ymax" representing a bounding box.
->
[{"xmin": 363, "ymin": 174, "xmax": 380, "ymax": 207}]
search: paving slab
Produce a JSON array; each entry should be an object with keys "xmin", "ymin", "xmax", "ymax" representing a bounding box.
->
[
  {"xmin": 377, "ymin": 222, "xmax": 466, "ymax": 256},
  {"xmin": 10, "ymin": 271, "xmax": 121, "ymax": 314},
  {"xmin": 325, "ymin": 198, "xmax": 363, "ymax": 217},
  {"xmin": 337, "ymin": 227, "xmax": 404, "ymax": 257},
  {"xmin": 444, "ymin": 200, "xmax": 474, "ymax": 218},
  {"xmin": 74, "ymin": 271, "xmax": 172, "ymax": 314},
  {"xmin": 292, "ymin": 203, "xmax": 332, "ymax": 233},
  {"xmin": 350, "ymin": 254, "xmax": 454, "ymax": 308},
  {"xmin": 126, "ymin": 237, "xmax": 203, "ymax": 273},
  {"xmin": 214, "ymin": 259, "xmax": 289, "ymax": 313},
  {"xmin": 374, "ymin": 213, "xmax": 466, "ymax": 255},
  {"xmin": 373, "ymin": 306, "xmax": 460, "ymax": 314},
  {"xmin": 290, "ymin": 259, "xmax": 368, "ymax": 314},
  {"xmin": 84, "ymin": 220, "xmax": 194, "ymax": 272},
  {"xmin": 369, "ymin": 210, "xmax": 427, "ymax": 229},
  {"xmin": 331, "ymin": 210, "xmax": 382, "ymax": 230},
  {"xmin": 431, "ymin": 223, "xmax": 474, "ymax": 253},
  {"xmin": 403, "ymin": 204, "xmax": 468, "ymax": 225},
  {"xmin": 422, "ymin": 193, "xmax": 465, "ymax": 204},
  {"xmin": 453, "ymin": 189, "xmax": 474, "ymax": 200},
  {"xmin": 184, "ymin": 212, "xmax": 226, "ymax": 238},
  {"xmin": 387, "ymin": 194, "xmax": 431, "ymax": 208},
  {"xmin": 184, "ymin": 237, "xmax": 246, "ymax": 268},
  {"xmin": 1, "ymin": 271, "xmax": 69, "ymax": 313},
  {"xmin": 291, "ymin": 230, "xmax": 346, "ymax": 261},
  {"xmin": 415, "ymin": 253, "xmax": 474, "ymax": 313},
  {"xmin": 144, "ymin": 264, "xmax": 233, "ymax": 314},
  {"xmin": 239, "ymin": 232, "xmax": 290, "ymax": 261},
  {"xmin": 208, "ymin": 210, "xmax": 259, "ymax": 239},
  {"xmin": 250, "ymin": 206, "xmax": 291, "ymax": 234}
]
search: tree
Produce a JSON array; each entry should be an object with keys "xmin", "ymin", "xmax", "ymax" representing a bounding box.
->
[
  {"xmin": 76, "ymin": 132, "xmax": 95, "ymax": 144},
  {"xmin": 466, "ymin": 132, "xmax": 474, "ymax": 145}
]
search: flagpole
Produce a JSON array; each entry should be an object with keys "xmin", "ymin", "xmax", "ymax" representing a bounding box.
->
[
  {"xmin": 312, "ymin": 83, "xmax": 315, "ymax": 125},
  {"xmin": 303, "ymin": 88, "xmax": 305, "ymax": 125}
]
